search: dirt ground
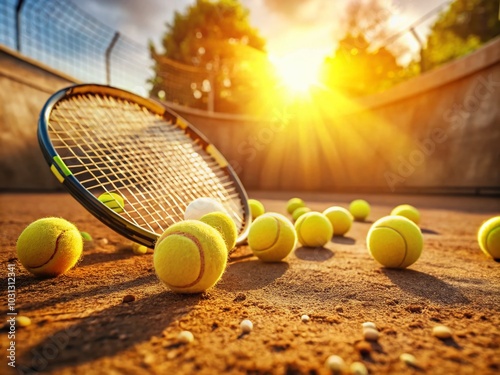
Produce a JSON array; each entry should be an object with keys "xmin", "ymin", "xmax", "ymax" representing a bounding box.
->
[{"xmin": 1, "ymin": 192, "xmax": 499, "ymax": 375}]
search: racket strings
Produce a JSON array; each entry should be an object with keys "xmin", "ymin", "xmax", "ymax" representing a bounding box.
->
[{"xmin": 47, "ymin": 93, "xmax": 244, "ymax": 234}]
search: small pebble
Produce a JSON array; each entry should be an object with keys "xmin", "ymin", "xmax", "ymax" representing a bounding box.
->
[
  {"xmin": 97, "ymin": 238, "xmax": 109, "ymax": 246},
  {"xmin": 17, "ymin": 316, "xmax": 31, "ymax": 327},
  {"xmin": 177, "ymin": 330, "xmax": 194, "ymax": 344},
  {"xmin": 350, "ymin": 361, "xmax": 368, "ymax": 375},
  {"xmin": 132, "ymin": 242, "xmax": 148, "ymax": 255},
  {"xmin": 363, "ymin": 327, "xmax": 379, "ymax": 341},
  {"xmin": 433, "ymin": 325, "xmax": 452, "ymax": 339},
  {"xmin": 122, "ymin": 294, "xmax": 136, "ymax": 303},
  {"xmin": 362, "ymin": 321, "xmax": 377, "ymax": 330},
  {"xmin": 301, "ymin": 314, "xmax": 310, "ymax": 322},
  {"xmin": 240, "ymin": 319, "xmax": 253, "ymax": 333},
  {"xmin": 400, "ymin": 353, "xmax": 418, "ymax": 366},
  {"xmin": 325, "ymin": 355, "xmax": 345, "ymax": 374}
]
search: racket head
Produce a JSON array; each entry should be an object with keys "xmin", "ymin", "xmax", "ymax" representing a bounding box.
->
[{"xmin": 38, "ymin": 84, "xmax": 251, "ymax": 248}]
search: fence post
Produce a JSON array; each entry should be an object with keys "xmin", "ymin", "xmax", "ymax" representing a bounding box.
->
[
  {"xmin": 105, "ymin": 32, "xmax": 120, "ymax": 85},
  {"xmin": 15, "ymin": 0, "xmax": 26, "ymax": 52},
  {"xmin": 409, "ymin": 27, "xmax": 426, "ymax": 72}
]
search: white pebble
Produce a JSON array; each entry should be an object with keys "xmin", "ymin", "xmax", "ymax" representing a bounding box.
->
[
  {"xmin": 363, "ymin": 327, "xmax": 379, "ymax": 341},
  {"xmin": 361, "ymin": 321, "xmax": 377, "ymax": 330},
  {"xmin": 177, "ymin": 330, "xmax": 194, "ymax": 344},
  {"xmin": 350, "ymin": 361, "xmax": 368, "ymax": 375},
  {"xmin": 240, "ymin": 319, "xmax": 253, "ymax": 333},
  {"xmin": 97, "ymin": 238, "xmax": 109, "ymax": 246},
  {"xmin": 400, "ymin": 353, "xmax": 417, "ymax": 366},
  {"xmin": 301, "ymin": 314, "xmax": 310, "ymax": 322},
  {"xmin": 433, "ymin": 325, "xmax": 452, "ymax": 339},
  {"xmin": 325, "ymin": 355, "xmax": 345, "ymax": 373}
]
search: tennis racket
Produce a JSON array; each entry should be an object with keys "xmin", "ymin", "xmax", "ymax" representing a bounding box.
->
[{"xmin": 38, "ymin": 84, "xmax": 251, "ymax": 248}]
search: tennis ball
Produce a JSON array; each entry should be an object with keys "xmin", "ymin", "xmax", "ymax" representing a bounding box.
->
[
  {"xmin": 98, "ymin": 192, "xmax": 125, "ymax": 213},
  {"xmin": 286, "ymin": 198, "xmax": 305, "ymax": 214},
  {"xmin": 16, "ymin": 217, "xmax": 83, "ymax": 277},
  {"xmin": 248, "ymin": 199, "xmax": 265, "ymax": 219},
  {"xmin": 349, "ymin": 199, "xmax": 370, "ymax": 221},
  {"xmin": 184, "ymin": 197, "xmax": 227, "ymax": 220},
  {"xmin": 154, "ymin": 221, "xmax": 227, "ymax": 293},
  {"xmin": 200, "ymin": 211, "xmax": 238, "ymax": 252},
  {"xmin": 477, "ymin": 216, "xmax": 500, "ymax": 261},
  {"xmin": 248, "ymin": 213, "xmax": 297, "ymax": 262},
  {"xmin": 323, "ymin": 206, "xmax": 353, "ymax": 236},
  {"xmin": 366, "ymin": 215, "xmax": 423, "ymax": 268},
  {"xmin": 292, "ymin": 207, "xmax": 311, "ymax": 221},
  {"xmin": 391, "ymin": 204, "xmax": 420, "ymax": 225},
  {"xmin": 295, "ymin": 212, "xmax": 333, "ymax": 247},
  {"xmin": 131, "ymin": 242, "xmax": 148, "ymax": 255}
]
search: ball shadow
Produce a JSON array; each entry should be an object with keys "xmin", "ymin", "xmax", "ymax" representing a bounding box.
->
[
  {"xmin": 382, "ymin": 269, "xmax": 470, "ymax": 305},
  {"xmin": 355, "ymin": 219, "xmax": 374, "ymax": 224},
  {"xmin": 219, "ymin": 259, "xmax": 289, "ymax": 291},
  {"xmin": 421, "ymin": 228, "xmax": 439, "ymax": 235},
  {"xmin": 331, "ymin": 236, "xmax": 356, "ymax": 245},
  {"xmin": 294, "ymin": 247, "xmax": 334, "ymax": 262}
]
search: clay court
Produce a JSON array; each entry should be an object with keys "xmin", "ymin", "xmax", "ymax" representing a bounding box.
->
[
  {"xmin": 1, "ymin": 2, "xmax": 500, "ymax": 375},
  {"xmin": 1, "ymin": 192, "xmax": 499, "ymax": 375}
]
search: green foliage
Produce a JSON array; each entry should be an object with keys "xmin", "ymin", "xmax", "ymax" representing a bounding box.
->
[
  {"xmin": 422, "ymin": 0, "xmax": 500, "ymax": 70},
  {"xmin": 149, "ymin": 0, "xmax": 266, "ymax": 113},
  {"xmin": 320, "ymin": 0, "xmax": 405, "ymax": 96}
]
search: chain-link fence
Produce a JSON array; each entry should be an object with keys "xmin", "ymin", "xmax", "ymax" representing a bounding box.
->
[{"xmin": 0, "ymin": 0, "xmax": 150, "ymax": 96}]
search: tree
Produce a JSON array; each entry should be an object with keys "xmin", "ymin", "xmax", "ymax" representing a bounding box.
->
[
  {"xmin": 320, "ymin": 0, "xmax": 405, "ymax": 96},
  {"xmin": 422, "ymin": 0, "xmax": 500, "ymax": 70},
  {"xmin": 149, "ymin": 0, "xmax": 267, "ymax": 113}
]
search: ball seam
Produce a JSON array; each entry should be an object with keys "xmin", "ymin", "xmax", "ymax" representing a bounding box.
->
[
  {"xmin": 161, "ymin": 231, "xmax": 205, "ymax": 288},
  {"xmin": 253, "ymin": 217, "xmax": 281, "ymax": 253},
  {"xmin": 372, "ymin": 226, "xmax": 409, "ymax": 268},
  {"xmin": 28, "ymin": 230, "xmax": 66, "ymax": 269}
]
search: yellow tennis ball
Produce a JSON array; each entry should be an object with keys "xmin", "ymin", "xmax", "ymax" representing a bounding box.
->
[
  {"xmin": 391, "ymin": 204, "xmax": 420, "ymax": 225},
  {"xmin": 286, "ymin": 198, "xmax": 305, "ymax": 214},
  {"xmin": 248, "ymin": 199, "xmax": 265, "ymax": 219},
  {"xmin": 292, "ymin": 207, "xmax": 311, "ymax": 221},
  {"xmin": 16, "ymin": 217, "xmax": 83, "ymax": 277},
  {"xmin": 295, "ymin": 212, "xmax": 333, "ymax": 247},
  {"xmin": 131, "ymin": 242, "xmax": 148, "ymax": 255},
  {"xmin": 367, "ymin": 215, "xmax": 423, "ymax": 268},
  {"xmin": 323, "ymin": 206, "xmax": 353, "ymax": 236},
  {"xmin": 477, "ymin": 216, "xmax": 500, "ymax": 261},
  {"xmin": 349, "ymin": 199, "xmax": 371, "ymax": 221},
  {"xmin": 248, "ymin": 213, "xmax": 297, "ymax": 262},
  {"xmin": 98, "ymin": 192, "xmax": 125, "ymax": 213},
  {"xmin": 153, "ymin": 221, "xmax": 227, "ymax": 293},
  {"xmin": 200, "ymin": 212, "xmax": 238, "ymax": 252}
]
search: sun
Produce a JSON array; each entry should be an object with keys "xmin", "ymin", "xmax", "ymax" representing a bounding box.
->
[{"xmin": 270, "ymin": 49, "xmax": 325, "ymax": 93}]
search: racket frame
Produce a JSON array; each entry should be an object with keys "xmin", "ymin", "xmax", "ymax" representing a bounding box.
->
[{"xmin": 38, "ymin": 84, "xmax": 250, "ymax": 248}]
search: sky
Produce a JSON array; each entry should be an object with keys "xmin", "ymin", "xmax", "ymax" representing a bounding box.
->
[{"xmin": 74, "ymin": 0, "xmax": 451, "ymax": 65}]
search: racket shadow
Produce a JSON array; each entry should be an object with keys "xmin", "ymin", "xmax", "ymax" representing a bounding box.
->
[
  {"xmin": 18, "ymin": 291, "xmax": 201, "ymax": 373},
  {"xmin": 17, "ymin": 274, "xmax": 157, "ymax": 312}
]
